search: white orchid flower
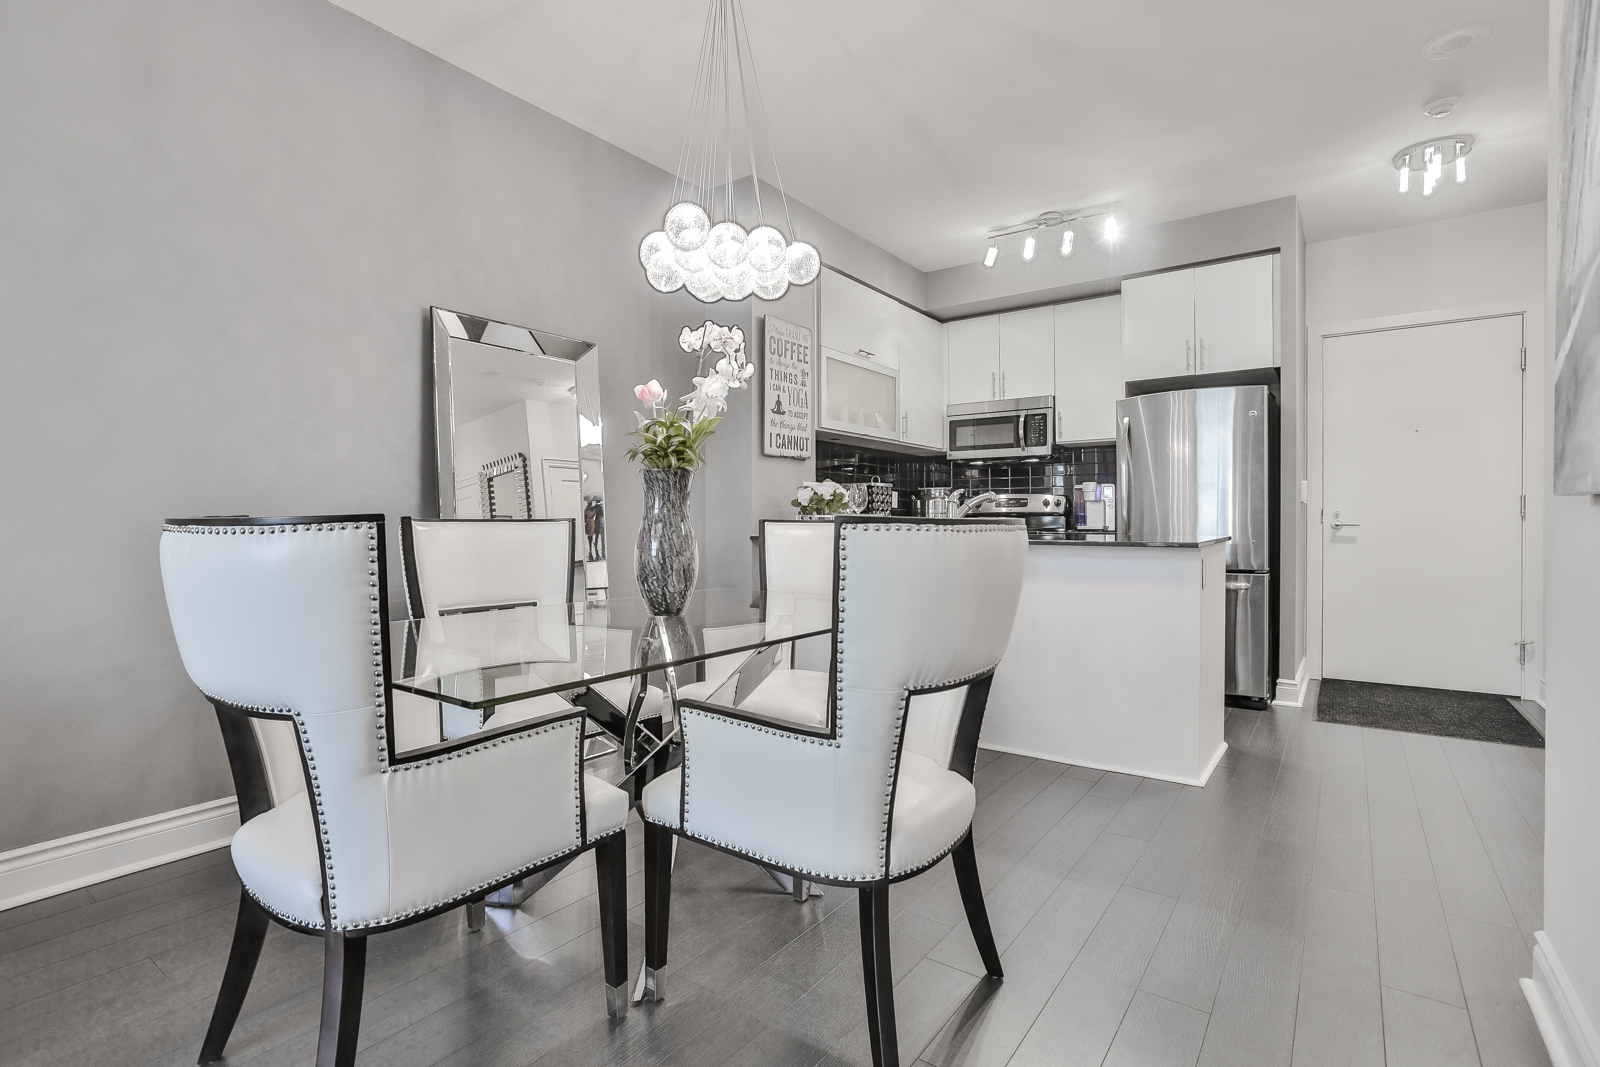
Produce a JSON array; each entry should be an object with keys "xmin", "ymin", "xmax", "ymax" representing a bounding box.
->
[{"xmin": 678, "ymin": 326, "xmax": 705, "ymax": 353}]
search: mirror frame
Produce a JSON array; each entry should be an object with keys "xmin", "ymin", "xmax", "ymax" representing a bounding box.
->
[{"xmin": 430, "ymin": 307, "xmax": 600, "ymax": 521}]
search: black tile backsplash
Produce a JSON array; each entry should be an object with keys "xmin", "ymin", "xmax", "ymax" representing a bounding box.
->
[{"xmin": 814, "ymin": 439, "xmax": 1117, "ymax": 514}]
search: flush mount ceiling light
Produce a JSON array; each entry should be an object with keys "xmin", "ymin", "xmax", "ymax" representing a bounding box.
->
[
  {"xmin": 638, "ymin": 0, "xmax": 819, "ymax": 303},
  {"xmin": 1423, "ymin": 96, "xmax": 1462, "ymax": 118},
  {"xmin": 1394, "ymin": 135, "xmax": 1474, "ymax": 195},
  {"xmin": 981, "ymin": 205, "xmax": 1122, "ymax": 267},
  {"xmin": 1423, "ymin": 24, "xmax": 1490, "ymax": 60}
]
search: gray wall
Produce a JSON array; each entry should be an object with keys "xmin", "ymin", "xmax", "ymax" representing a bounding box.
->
[
  {"xmin": 924, "ymin": 197, "xmax": 1310, "ymax": 688},
  {"xmin": 0, "ymin": 0, "xmax": 927, "ymax": 854}
]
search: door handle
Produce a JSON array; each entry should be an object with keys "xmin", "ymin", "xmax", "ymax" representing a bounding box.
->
[
  {"xmin": 1117, "ymin": 415, "xmax": 1132, "ymax": 535},
  {"xmin": 1329, "ymin": 520, "xmax": 1361, "ymax": 530},
  {"xmin": 1225, "ymin": 580, "xmax": 1252, "ymax": 591},
  {"xmin": 1185, "ymin": 339, "xmax": 1193, "ymax": 372}
]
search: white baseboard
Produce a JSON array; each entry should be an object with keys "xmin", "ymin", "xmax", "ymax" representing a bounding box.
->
[
  {"xmin": 978, "ymin": 740, "xmax": 1228, "ymax": 787},
  {"xmin": 0, "ymin": 797, "xmax": 238, "ymax": 913},
  {"xmin": 1522, "ymin": 931, "xmax": 1600, "ymax": 1067},
  {"xmin": 1512, "ymin": 697, "xmax": 1547, "ymax": 737},
  {"xmin": 1272, "ymin": 658, "xmax": 1309, "ymax": 707}
]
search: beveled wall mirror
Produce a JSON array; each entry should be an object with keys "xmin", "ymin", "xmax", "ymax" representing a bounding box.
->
[{"xmin": 432, "ymin": 308, "xmax": 607, "ymax": 590}]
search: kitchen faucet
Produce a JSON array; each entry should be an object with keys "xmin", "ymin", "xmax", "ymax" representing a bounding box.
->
[{"xmin": 952, "ymin": 491, "xmax": 996, "ymax": 518}]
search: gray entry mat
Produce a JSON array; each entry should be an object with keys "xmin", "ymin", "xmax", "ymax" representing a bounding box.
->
[{"xmin": 1316, "ymin": 678, "xmax": 1544, "ymax": 748}]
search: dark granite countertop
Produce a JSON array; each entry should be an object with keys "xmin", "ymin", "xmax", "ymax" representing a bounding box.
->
[{"xmin": 1029, "ymin": 533, "xmax": 1231, "ymax": 548}]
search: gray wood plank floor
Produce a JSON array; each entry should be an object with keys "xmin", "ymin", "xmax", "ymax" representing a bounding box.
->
[{"xmin": 0, "ymin": 688, "xmax": 1552, "ymax": 1067}]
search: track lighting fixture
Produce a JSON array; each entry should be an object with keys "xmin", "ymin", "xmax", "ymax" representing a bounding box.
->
[
  {"xmin": 978, "ymin": 205, "xmax": 1123, "ymax": 267},
  {"xmin": 1394, "ymin": 136, "xmax": 1473, "ymax": 198}
]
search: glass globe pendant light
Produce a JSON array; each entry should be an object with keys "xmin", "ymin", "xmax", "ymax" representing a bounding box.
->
[{"xmin": 639, "ymin": 0, "xmax": 820, "ymax": 303}]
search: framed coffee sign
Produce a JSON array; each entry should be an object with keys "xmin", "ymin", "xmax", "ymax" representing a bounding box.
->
[{"xmin": 762, "ymin": 315, "xmax": 813, "ymax": 459}]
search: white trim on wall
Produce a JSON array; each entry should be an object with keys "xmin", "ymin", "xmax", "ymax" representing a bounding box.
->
[
  {"xmin": 1272, "ymin": 657, "xmax": 1308, "ymax": 706},
  {"xmin": 0, "ymin": 797, "xmax": 238, "ymax": 913},
  {"xmin": 1306, "ymin": 299, "xmax": 1546, "ymax": 698},
  {"xmin": 1523, "ymin": 931, "xmax": 1600, "ymax": 1067}
]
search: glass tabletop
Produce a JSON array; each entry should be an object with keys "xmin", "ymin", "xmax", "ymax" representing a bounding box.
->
[{"xmin": 390, "ymin": 587, "xmax": 832, "ymax": 714}]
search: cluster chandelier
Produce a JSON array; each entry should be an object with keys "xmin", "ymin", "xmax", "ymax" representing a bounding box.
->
[
  {"xmin": 982, "ymin": 206, "xmax": 1123, "ymax": 268},
  {"xmin": 639, "ymin": 0, "xmax": 819, "ymax": 304},
  {"xmin": 1394, "ymin": 136, "xmax": 1473, "ymax": 196}
]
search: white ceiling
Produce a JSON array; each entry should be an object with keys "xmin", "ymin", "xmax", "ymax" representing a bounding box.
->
[
  {"xmin": 451, "ymin": 339, "xmax": 577, "ymax": 425},
  {"xmin": 330, "ymin": 0, "xmax": 1548, "ymax": 272}
]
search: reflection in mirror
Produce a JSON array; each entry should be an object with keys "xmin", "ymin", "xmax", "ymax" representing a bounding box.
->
[{"xmin": 432, "ymin": 308, "xmax": 606, "ymax": 592}]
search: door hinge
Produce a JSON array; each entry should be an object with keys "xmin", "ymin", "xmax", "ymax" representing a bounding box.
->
[
  {"xmin": 1515, "ymin": 640, "xmax": 1535, "ymax": 666},
  {"xmin": 1521, "ymin": 347, "xmax": 1527, "ymax": 371},
  {"xmin": 1521, "ymin": 495, "xmax": 1527, "ymax": 520}
]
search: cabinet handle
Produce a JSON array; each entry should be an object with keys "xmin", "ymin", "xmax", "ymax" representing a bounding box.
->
[
  {"xmin": 1001, "ymin": 370, "xmax": 1007, "ymax": 397},
  {"xmin": 857, "ymin": 349, "xmax": 874, "ymax": 362},
  {"xmin": 991, "ymin": 372, "xmax": 996, "ymax": 399},
  {"xmin": 1185, "ymin": 339, "xmax": 1193, "ymax": 372},
  {"xmin": 1198, "ymin": 337, "xmax": 1206, "ymax": 371},
  {"xmin": 901, "ymin": 412, "xmax": 908, "ymax": 438}
]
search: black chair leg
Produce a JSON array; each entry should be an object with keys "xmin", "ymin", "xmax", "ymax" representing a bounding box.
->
[
  {"xmin": 857, "ymin": 881, "xmax": 899, "ymax": 1067},
  {"xmin": 951, "ymin": 830, "xmax": 1004, "ymax": 978},
  {"xmin": 197, "ymin": 889, "xmax": 271, "ymax": 1064},
  {"xmin": 316, "ymin": 930, "xmax": 367, "ymax": 1067},
  {"xmin": 595, "ymin": 833, "xmax": 629, "ymax": 1019},
  {"xmin": 642, "ymin": 821, "xmax": 674, "ymax": 1001}
]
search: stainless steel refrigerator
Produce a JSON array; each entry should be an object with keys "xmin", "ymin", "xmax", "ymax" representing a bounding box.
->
[{"xmin": 1115, "ymin": 384, "xmax": 1277, "ymax": 701}]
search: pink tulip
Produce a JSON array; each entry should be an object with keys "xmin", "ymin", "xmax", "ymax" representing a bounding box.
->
[{"xmin": 634, "ymin": 379, "xmax": 667, "ymax": 407}]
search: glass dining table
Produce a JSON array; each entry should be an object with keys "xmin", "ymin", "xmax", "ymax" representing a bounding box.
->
[{"xmin": 388, "ymin": 586, "xmax": 833, "ymax": 791}]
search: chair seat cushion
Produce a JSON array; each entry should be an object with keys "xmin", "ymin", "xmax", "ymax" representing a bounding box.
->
[
  {"xmin": 232, "ymin": 791, "xmax": 324, "ymax": 928},
  {"xmin": 680, "ymin": 669, "xmax": 828, "ymax": 729},
  {"xmin": 887, "ymin": 754, "xmax": 976, "ymax": 876},
  {"xmin": 640, "ymin": 750, "xmax": 974, "ymax": 879},
  {"xmin": 583, "ymin": 774, "xmax": 630, "ymax": 839}
]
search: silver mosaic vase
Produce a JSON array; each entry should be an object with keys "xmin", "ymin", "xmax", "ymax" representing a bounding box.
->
[{"xmin": 635, "ymin": 468, "xmax": 698, "ymax": 616}]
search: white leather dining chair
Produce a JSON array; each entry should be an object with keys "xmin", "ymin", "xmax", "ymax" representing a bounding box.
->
[
  {"xmin": 400, "ymin": 517, "xmax": 665, "ymax": 737},
  {"xmin": 161, "ymin": 515, "xmax": 632, "ymax": 1067},
  {"xmin": 638, "ymin": 518, "xmax": 1028, "ymax": 1067}
]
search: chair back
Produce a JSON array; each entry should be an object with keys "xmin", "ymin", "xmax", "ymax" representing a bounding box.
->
[
  {"xmin": 761, "ymin": 520, "xmax": 835, "ymax": 671},
  {"xmin": 160, "ymin": 516, "xmax": 394, "ymax": 926},
  {"xmin": 825, "ymin": 519, "xmax": 1027, "ymax": 872},
  {"xmin": 400, "ymin": 518, "xmax": 574, "ymax": 618}
]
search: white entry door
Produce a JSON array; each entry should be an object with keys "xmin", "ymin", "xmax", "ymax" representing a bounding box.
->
[{"xmin": 1322, "ymin": 315, "xmax": 1524, "ymax": 694}]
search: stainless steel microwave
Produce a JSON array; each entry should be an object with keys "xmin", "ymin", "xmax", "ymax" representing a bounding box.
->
[{"xmin": 945, "ymin": 396, "xmax": 1055, "ymax": 459}]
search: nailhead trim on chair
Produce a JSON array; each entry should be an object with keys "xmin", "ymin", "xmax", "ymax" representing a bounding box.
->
[{"xmin": 181, "ymin": 520, "xmax": 596, "ymax": 932}]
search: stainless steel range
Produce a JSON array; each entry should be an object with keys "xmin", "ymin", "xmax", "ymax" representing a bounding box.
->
[{"xmin": 968, "ymin": 492, "xmax": 1071, "ymax": 541}]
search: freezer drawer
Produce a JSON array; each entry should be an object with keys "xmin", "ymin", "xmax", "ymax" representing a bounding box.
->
[{"xmin": 1225, "ymin": 572, "xmax": 1272, "ymax": 700}]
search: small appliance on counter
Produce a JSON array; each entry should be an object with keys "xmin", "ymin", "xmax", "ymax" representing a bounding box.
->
[
  {"xmin": 944, "ymin": 396, "xmax": 1054, "ymax": 460},
  {"xmin": 918, "ymin": 486, "xmax": 955, "ymax": 518},
  {"xmin": 967, "ymin": 492, "xmax": 1072, "ymax": 541},
  {"xmin": 1073, "ymin": 482, "xmax": 1117, "ymax": 531}
]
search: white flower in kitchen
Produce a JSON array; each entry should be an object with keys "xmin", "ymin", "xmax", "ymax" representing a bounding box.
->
[{"xmin": 792, "ymin": 480, "xmax": 849, "ymax": 517}]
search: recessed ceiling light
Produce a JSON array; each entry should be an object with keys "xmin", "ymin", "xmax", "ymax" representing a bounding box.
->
[
  {"xmin": 1423, "ymin": 25, "xmax": 1490, "ymax": 60},
  {"xmin": 1423, "ymin": 96, "xmax": 1462, "ymax": 118}
]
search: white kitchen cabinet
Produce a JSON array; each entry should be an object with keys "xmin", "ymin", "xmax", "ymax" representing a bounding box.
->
[
  {"xmin": 1053, "ymin": 295, "xmax": 1122, "ymax": 443},
  {"xmin": 821, "ymin": 267, "xmax": 897, "ymax": 368},
  {"xmin": 1121, "ymin": 253, "xmax": 1277, "ymax": 382},
  {"xmin": 820, "ymin": 346, "xmax": 899, "ymax": 441},
  {"xmin": 896, "ymin": 302, "xmax": 946, "ymax": 448},
  {"xmin": 947, "ymin": 315, "xmax": 1000, "ymax": 404},
  {"xmin": 1193, "ymin": 255, "xmax": 1276, "ymax": 373},
  {"xmin": 1121, "ymin": 268, "xmax": 1196, "ymax": 381},
  {"xmin": 998, "ymin": 306, "xmax": 1055, "ymax": 399}
]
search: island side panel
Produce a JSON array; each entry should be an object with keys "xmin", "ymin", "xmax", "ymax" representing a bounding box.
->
[
  {"xmin": 984, "ymin": 543, "xmax": 1224, "ymax": 785},
  {"xmin": 1195, "ymin": 542, "xmax": 1228, "ymax": 781}
]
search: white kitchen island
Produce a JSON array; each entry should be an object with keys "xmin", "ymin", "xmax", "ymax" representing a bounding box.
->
[{"xmin": 983, "ymin": 535, "xmax": 1231, "ymax": 786}]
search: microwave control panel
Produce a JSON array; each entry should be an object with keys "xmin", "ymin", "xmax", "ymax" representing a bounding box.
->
[{"xmin": 1022, "ymin": 412, "xmax": 1051, "ymax": 447}]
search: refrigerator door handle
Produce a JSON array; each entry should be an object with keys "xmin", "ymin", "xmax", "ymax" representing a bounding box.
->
[
  {"xmin": 1225, "ymin": 580, "xmax": 1252, "ymax": 591},
  {"xmin": 1117, "ymin": 415, "xmax": 1132, "ymax": 536}
]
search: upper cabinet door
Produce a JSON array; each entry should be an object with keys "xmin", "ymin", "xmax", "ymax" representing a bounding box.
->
[
  {"xmin": 998, "ymin": 306, "xmax": 1055, "ymax": 399},
  {"xmin": 821, "ymin": 268, "xmax": 898, "ymax": 369},
  {"xmin": 896, "ymin": 303, "xmax": 947, "ymax": 448},
  {"xmin": 1193, "ymin": 254, "xmax": 1276, "ymax": 372},
  {"xmin": 1054, "ymin": 295, "xmax": 1123, "ymax": 443},
  {"xmin": 1122, "ymin": 267, "xmax": 1195, "ymax": 381},
  {"xmin": 947, "ymin": 315, "xmax": 1000, "ymax": 405}
]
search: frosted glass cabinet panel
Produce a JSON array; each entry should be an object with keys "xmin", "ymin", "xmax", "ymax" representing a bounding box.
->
[{"xmin": 821, "ymin": 348, "xmax": 900, "ymax": 441}]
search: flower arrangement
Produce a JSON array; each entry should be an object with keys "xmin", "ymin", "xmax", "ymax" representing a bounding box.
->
[
  {"xmin": 626, "ymin": 320, "xmax": 755, "ymax": 470},
  {"xmin": 791, "ymin": 480, "xmax": 850, "ymax": 517}
]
